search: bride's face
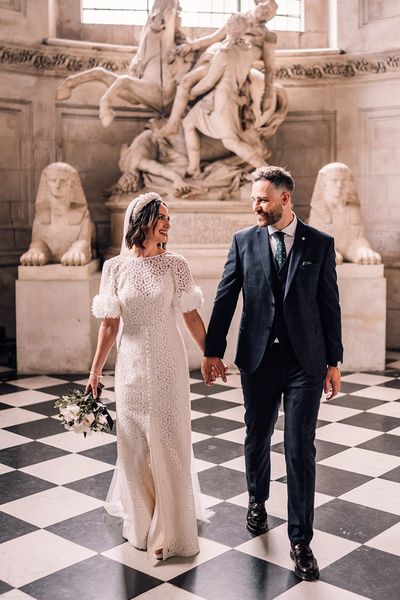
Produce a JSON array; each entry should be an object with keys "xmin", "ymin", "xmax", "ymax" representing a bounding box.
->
[{"xmin": 147, "ymin": 203, "xmax": 170, "ymax": 245}]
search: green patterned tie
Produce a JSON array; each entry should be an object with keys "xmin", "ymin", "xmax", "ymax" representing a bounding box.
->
[{"xmin": 273, "ymin": 231, "xmax": 286, "ymax": 269}]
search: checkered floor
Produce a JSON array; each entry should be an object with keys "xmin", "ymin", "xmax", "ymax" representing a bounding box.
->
[{"xmin": 1, "ymin": 355, "xmax": 400, "ymax": 600}]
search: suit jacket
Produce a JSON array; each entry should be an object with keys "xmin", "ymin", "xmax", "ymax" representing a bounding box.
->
[{"xmin": 204, "ymin": 218, "xmax": 343, "ymax": 377}]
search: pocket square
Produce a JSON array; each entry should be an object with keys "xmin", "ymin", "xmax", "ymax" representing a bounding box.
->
[{"xmin": 301, "ymin": 260, "xmax": 313, "ymax": 266}]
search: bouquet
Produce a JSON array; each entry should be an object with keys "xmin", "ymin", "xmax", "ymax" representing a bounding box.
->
[{"xmin": 55, "ymin": 384, "xmax": 114, "ymax": 437}]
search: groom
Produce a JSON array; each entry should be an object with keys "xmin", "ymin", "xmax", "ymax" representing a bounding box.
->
[{"xmin": 202, "ymin": 166, "xmax": 343, "ymax": 581}]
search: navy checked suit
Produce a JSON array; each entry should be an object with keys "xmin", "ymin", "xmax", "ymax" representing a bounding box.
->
[{"xmin": 205, "ymin": 218, "xmax": 343, "ymax": 544}]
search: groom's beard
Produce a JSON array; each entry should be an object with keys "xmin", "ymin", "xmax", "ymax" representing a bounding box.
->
[{"xmin": 256, "ymin": 205, "xmax": 283, "ymax": 227}]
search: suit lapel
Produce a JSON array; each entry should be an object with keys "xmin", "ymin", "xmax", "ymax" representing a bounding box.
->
[
  {"xmin": 284, "ymin": 219, "xmax": 307, "ymax": 300},
  {"xmin": 256, "ymin": 227, "xmax": 273, "ymax": 295}
]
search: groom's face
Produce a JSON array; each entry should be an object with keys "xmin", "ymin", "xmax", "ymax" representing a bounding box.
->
[{"xmin": 252, "ymin": 180, "xmax": 284, "ymax": 227}]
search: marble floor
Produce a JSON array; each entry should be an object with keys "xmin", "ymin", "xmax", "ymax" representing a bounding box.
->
[{"xmin": 0, "ymin": 354, "xmax": 400, "ymax": 600}]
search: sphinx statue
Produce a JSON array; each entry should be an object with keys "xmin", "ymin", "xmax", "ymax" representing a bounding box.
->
[
  {"xmin": 308, "ymin": 162, "xmax": 381, "ymax": 265},
  {"xmin": 20, "ymin": 163, "xmax": 94, "ymax": 266}
]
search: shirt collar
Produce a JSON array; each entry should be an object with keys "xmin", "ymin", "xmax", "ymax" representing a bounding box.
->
[{"xmin": 268, "ymin": 213, "xmax": 297, "ymax": 238}]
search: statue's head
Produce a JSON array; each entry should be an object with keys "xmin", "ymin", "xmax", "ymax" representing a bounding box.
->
[
  {"xmin": 149, "ymin": 0, "xmax": 179, "ymax": 33},
  {"xmin": 253, "ymin": 0, "xmax": 278, "ymax": 24},
  {"xmin": 311, "ymin": 162, "xmax": 359, "ymax": 214},
  {"xmin": 35, "ymin": 162, "xmax": 89, "ymax": 225},
  {"xmin": 226, "ymin": 13, "xmax": 248, "ymax": 40}
]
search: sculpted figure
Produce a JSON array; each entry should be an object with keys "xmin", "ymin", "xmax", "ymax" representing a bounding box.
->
[
  {"xmin": 308, "ymin": 162, "xmax": 381, "ymax": 265},
  {"xmin": 20, "ymin": 163, "xmax": 94, "ymax": 266}
]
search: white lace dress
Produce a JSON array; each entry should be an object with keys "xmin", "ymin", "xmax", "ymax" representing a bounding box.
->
[{"xmin": 92, "ymin": 251, "xmax": 204, "ymax": 560}]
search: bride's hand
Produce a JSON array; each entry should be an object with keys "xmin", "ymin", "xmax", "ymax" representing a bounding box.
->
[{"xmin": 85, "ymin": 373, "xmax": 102, "ymax": 399}]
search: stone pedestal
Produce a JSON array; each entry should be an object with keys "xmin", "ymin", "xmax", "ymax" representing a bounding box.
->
[
  {"xmin": 16, "ymin": 260, "xmax": 101, "ymax": 374},
  {"xmin": 332, "ymin": 263, "xmax": 386, "ymax": 371},
  {"xmin": 384, "ymin": 258, "xmax": 400, "ymax": 350}
]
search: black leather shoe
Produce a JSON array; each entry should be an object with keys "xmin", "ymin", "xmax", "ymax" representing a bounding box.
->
[
  {"xmin": 246, "ymin": 501, "xmax": 268, "ymax": 535},
  {"xmin": 290, "ymin": 543, "xmax": 319, "ymax": 581}
]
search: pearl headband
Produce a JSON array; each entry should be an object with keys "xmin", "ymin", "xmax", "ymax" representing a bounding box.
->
[{"xmin": 131, "ymin": 192, "xmax": 162, "ymax": 221}]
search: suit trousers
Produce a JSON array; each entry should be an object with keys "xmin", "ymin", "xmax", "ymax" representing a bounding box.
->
[{"xmin": 240, "ymin": 342, "xmax": 323, "ymax": 544}]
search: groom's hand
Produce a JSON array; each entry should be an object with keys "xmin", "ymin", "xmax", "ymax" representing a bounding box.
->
[{"xmin": 201, "ymin": 357, "xmax": 227, "ymax": 385}]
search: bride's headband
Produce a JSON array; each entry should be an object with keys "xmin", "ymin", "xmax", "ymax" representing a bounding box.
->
[{"xmin": 130, "ymin": 192, "xmax": 162, "ymax": 222}]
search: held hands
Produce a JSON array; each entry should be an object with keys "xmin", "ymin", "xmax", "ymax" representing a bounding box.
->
[
  {"xmin": 201, "ymin": 357, "xmax": 228, "ymax": 386},
  {"xmin": 324, "ymin": 366, "xmax": 341, "ymax": 400}
]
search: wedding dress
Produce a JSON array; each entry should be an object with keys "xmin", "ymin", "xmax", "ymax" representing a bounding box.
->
[{"xmin": 92, "ymin": 251, "xmax": 205, "ymax": 560}]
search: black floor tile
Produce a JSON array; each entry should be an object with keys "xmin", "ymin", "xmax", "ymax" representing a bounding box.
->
[
  {"xmin": 191, "ymin": 415, "xmax": 243, "ymax": 436},
  {"xmin": 326, "ymin": 394, "xmax": 386, "ymax": 411},
  {"xmin": 191, "ymin": 396, "xmax": 241, "ymax": 414},
  {"xmin": 314, "ymin": 465, "xmax": 372, "ymax": 497},
  {"xmin": 377, "ymin": 379, "xmax": 400, "ymax": 389},
  {"xmin": 321, "ymin": 546, "xmax": 400, "ymax": 600},
  {"xmin": 0, "ymin": 580, "xmax": 13, "ymax": 594},
  {"xmin": 314, "ymin": 498, "xmax": 400, "ymax": 543},
  {"xmin": 21, "ymin": 554, "xmax": 162, "ymax": 600},
  {"xmin": 65, "ymin": 469, "xmax": 114, "ymax": 501},
  {"xmin": 339, "ymin": 411, "xmax": 400, "ymax": 432},
  {"xmin": 198, "ymin": 466, "xmax": 247, "ymax": 500},
  {"xmin": 171, "ymin": 549, "xmax": 299, "ymax": 600},
  {"xmin": 5, "ymin": 417, "xmax": 65, "ymax": 440},
  {"xmin": 271, "ymin": 439, "xmax": 348, "ymax": 462},
  {"xmin": 0, "ymin": 470, "xmax": 55, "ymax": 503},
  {"xmin": 339, "ymin": 382, "xmax": 369, "ymax": 394},
  {"xmin": 0, "ymin": 383, "xmax": 23, "ymax": 395},
  {"xmin": 35, "ymin": 382, "xmax": 85, "ymax": 397},
  {"xmin": 357, "ymin": 434, "xmax": 400, "ymax": 457},
  {"xmin": 198, "ymin": 502, "xmax": 284, "ymax": 547},
  {"xmin": 79, "ymin": 442, "xmax": 117, "ymax": 465},
  {"xmin": 190, "ymin": 382, "xmax": 235, "ymax": 396},
  {"xmin": 380, "ymin": 465, "xmax": 400, "ymax": 483},
  {"xmin": 0, "ymin": 402, "xmax": 12, "ymax": 410},
  {"xmin": 189, "ymin": 369, "xmax": 205, "ymax": 381},
  {"xmin": 23, "ymin": 400, "xmax": 59, "ymax": 417},
  {"xmin": 46, "ymin": 507, "xmax": 125, "ymax": 552},
  {"xmin": 0, "ymin": 441, "xmax": 67, "ymax": 468},
  {"xmin": 193, "ymin": 437, "xmax": 244, "ymax": 464},
  {"xmin": 0, "ymin": 511, "xmax": 38, "ymax": 543}
]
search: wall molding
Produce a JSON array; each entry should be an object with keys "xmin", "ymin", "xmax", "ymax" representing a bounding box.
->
[
  {"xmin": 1, "ymin": 42, "xmax": 400, "ymax": 81},
  {"xmin": 360, "ymin": 0, "xmax": 400, "ymax": 27},
  {"xmin": 0, "ymin": 0, "xmax": 25, "ymax": 14}
]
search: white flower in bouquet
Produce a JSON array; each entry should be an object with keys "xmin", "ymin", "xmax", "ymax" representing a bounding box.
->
[
  {"xmin": 60, "ymin": 404, "xmax": 80, "ymax": 422},
  {"xmin": 55, "ymin": 385, "xmax": 114, "ymax": 438}
]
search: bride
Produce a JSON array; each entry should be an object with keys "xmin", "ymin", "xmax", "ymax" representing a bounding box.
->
[{"xmin": 86, "ymin": 192, "xmax": 218, "ymax": 560}]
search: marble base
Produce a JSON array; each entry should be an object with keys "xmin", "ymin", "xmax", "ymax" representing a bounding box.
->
[{"xmin": 16, "ymin": 260, "xmax": 101, "ymax": 374}]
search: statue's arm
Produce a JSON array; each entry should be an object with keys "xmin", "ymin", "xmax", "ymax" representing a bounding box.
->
[
  {"xmin": 261, "ymin": 33, "xmax": 277, "ymax": 110},
  {"xmin": 20, "ymin": 221, "xmax": 52, "ymax": 265},
  {"xmin": 190, "ymin": 52, "xmax": 225, "ymax": 98},
  {"xmin": 181, "ymin": 26, "xmax": 226, "ymax": 53}
]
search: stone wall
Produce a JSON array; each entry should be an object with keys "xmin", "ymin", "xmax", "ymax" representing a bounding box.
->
[{"xmin": 1, "ymin": 0, "xmax": 400, "ymax": 349}]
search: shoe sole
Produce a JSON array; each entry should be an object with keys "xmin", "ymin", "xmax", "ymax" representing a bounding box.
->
[
  {"xmin": 290, "ymin": 551, "xmax": 319, "ymax": 581},
  {"xmin": 246, "ymin": 522, "xmax": 269, "ymax": 535}
]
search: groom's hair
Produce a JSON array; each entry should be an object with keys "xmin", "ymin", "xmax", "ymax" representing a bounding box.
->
[
  {"xmin": 126, "ymin": 199, "xmax": 167, "ymax": 249},
  {"xmin": 251, "ymin": 166, "xmax": 295, "ymax": 193}
]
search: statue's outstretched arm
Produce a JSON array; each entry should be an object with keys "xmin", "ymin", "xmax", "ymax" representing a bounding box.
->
[
  {"xmin": 179, "ymin": 26, "xmax": 226, "ymax": 54},
  {"xmin": 190, "ymin": 52, "xmax": 225, "ymax": 98}
]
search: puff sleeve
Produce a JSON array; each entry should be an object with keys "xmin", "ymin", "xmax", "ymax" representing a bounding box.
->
[
  {"xmin": 172, "ymin": 255, "xmax": 204, "ymax": 313},
  {"xmin": 92, "ymin": 259, "xmax": 121, "ymax": 319}
]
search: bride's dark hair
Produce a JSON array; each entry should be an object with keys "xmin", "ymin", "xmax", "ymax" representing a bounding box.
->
[{"xmin": 125, "ymin": 198, "xmax": 168, "ymax": 249}]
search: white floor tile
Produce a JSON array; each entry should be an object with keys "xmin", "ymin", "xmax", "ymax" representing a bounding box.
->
[
  {"xmin": 20, "ymin": 453, "xmax": 114, "ymax": 484},
  {"xmin": 321, "ymin": 391, "xmax": 346, "ymax": 403},
  {"xmin": 0, "ymin": 429, "xmax": 31, "ymax": 450},
  {"xmin": 221, "ymin": 455, "xmax": 246, "ymax": 473},
  {"xmin": 341, "ymin": 373, "xmax": 394, "ymax": 386},
  {"xmin": 8, "ymin": 376, "xmax": 67, "ymax": 390},
  {"xmin": 317, "ymin": 403, "xmax": 361, "ymax": 422},
  {"xmin": 194, "ymin": 458, "xmax": 215, "ymax": 472},
  {"xmin": 367, "ymin": 402, "xmax": 400, "ymax": 418},
  {"xmin": 101, "ymin": 390, "xmax": 115, "ymax": 404},
  {"xmin": 318, "ymin": 447, "xmax": 400, "ymax": 477},
  {"xmin": 222, "ymin": 374, "xmax": 242, "ymax": 387},
  {"xmin": 102, "ymin": 537, "xmax": 229, "ymax": 582},
  {"xmin": 191, "ymin": 431, "xmax": 210, "ymax": 443},
  {"xmin": 0, "ymin": 463, "xmax": 15, "ymax": 475},
  {"xmin": 40, "ymin": 430, "xmax": 115, "ymax": 452},
  {"xmin": 200, "ymin": 493, "xmax": 222, "ymax": 509},
  {"xmin": 72, "ymin": 375, "xmax": 114, "ymax": 389},
  {"xmin": 366, "ymin": 522, "xmax": 400, "ymax": 557},
  {"xmin": 386, "ymin": 360, "xmax": 400, "ymax": 368},
  {"xmin": 216, "ymin": 427, "xmax": 246, "ymax": 444},
  {"xmin": 350, "ymin": 386, "xmax": 400, "ymax": 401},
  {"xmin": 191, "ymin": 410, "xmax": 206, "ymax": 420},
  {"xmin": 389, "ymin": 426, "xmax": 400, "ymax": 436},
  {"xmin": 0, "ymin": 529, "xmax": 95, "ymax": 587},
  {"xmin": 134, "ymin": 583, "xmax": 207, "ymax": 600},
  {"xmin": 274, "ymin": 581, "xmax": 370, "ymax": 600},
  {"xmin": 315, "ymin": 422, "xmax": 381, "ymax": 446},
  {"xmin": 213, "ymin": 405, "xmax": 245, "ymax": 423},
  {"xmin": 0, "ymin": 389, "xmax": 58, "ymax": 407},
  {"xmin": 237, "ymin": 523, "xmax": 359, "ymax": 570},
  {"xmin": 0, "ymin": 407, "xmax": 46, "ymax": 428},
  {"xmin": 209, "ymin": 388, "xmax": 244, "ymax": 404},
  {"xmin": 340, "ymin": 478, "xmax": 400, "ymax": 515},
  {"xmin": 1, "ymin": 486, "xmax": 104, "ymax": 527},
  {"xmin": 190, "ymin": 393, "xmax": 204, "ymax": 401},
  {"xmin": 0, "ymin": 590, "xmax": 38, "ymax": 600}
]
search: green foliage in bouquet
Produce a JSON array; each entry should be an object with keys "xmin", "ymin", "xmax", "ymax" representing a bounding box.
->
[{"xmin": 55, "ymin": 384, "xmax": 114, "ymax": 437}]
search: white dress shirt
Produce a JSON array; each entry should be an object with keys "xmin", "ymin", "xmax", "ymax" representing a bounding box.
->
[{"xmin": 267, "ymin": 213, "xmax": 297, "ymax": 259}]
